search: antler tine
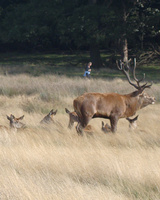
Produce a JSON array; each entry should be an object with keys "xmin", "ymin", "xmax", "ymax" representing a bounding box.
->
[
  {"xmin": 133, "ymin": 58, "xmax": 145, "ymax": 86},
  {"xmin": 116, "ymin": 59, "xmax": 139, "ymax": 90},
  {"xmin": 140, "ymin": 81, "xmax": 153, "ymax": 91},
  {"xmin": 116, "ymin": 60, "xmax": 123, "ymax": 70},
  {"xmin": 133, "ymin": 58, "xmax": 153, "ymax": 91}
]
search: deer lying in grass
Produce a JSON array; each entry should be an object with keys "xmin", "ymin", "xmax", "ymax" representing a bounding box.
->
[
  {"xmin": 65, "ymin": 108, "xmax": 94, "ymax": 135},
  {"xmin": 40, "ymin": 109, "xmax": 63, "ymax": 129},
  {"xmin": 73, "ymin": 58, "xmax": 155, "ymax": 134},
  {"xmin": 65, "ymin": 108, "xmax": 79, "ymax": 129},
  {"xmin": 7, "ymin": 114, "xmax": 25, "ymax": 130},
  {"xmin": 101, "ymin": 121, "xmax": 111, "ymax": 133},
  {"xmin": 40, "ymin": 109, "xmax": 57, "ymax": 124},
  {"xmin": 0, "ymin": 114, "xmax": 26, "ymax": 131},
  {"xmin": 102, "ymin": 115, "xmax": 139, "ymax": 133}
]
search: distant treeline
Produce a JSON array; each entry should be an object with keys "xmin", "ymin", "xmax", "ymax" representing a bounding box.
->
[{"xmin": 0, "ymin": 0, "xmax": 160, "ymax": 68}]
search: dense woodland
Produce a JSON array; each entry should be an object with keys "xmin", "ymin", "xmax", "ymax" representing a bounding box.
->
[{"xmin": 0, "ymin": 0, "xmax": 160, "ymax": 68}]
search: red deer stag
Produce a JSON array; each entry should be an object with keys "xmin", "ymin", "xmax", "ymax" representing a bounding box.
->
[
  {"xmin": 40, "ymin": 109, "xmax": 57, "ymax": 124},
  {"xmin": 7, "ymin": 114, "xmax": 26, "ymax": 130},
  {"xmin": 73, "ymin": 59, "xmax": 155, "ymax": 134}
]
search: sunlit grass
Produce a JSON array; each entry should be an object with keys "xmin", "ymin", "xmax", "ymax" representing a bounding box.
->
[{"xmin": 0, "ymin": 74, "xmax": 159, "ymax": 199}]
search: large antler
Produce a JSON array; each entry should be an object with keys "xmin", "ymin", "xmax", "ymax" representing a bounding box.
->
[{"xmin": 116, "ymin": 58, "xmax": 152, "ymax": 91}]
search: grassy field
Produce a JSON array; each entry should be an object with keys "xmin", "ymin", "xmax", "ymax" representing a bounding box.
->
[
  {"xmin": 0, "ymin": 52, "xmax": 159, "ymax": 80},
  {"xmin": 0, "ymin": 73, "xmax": 159, "ymax": 200}
]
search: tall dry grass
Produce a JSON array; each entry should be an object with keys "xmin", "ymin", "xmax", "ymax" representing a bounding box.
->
[{"xmin": 0, "ymin": 74, "xmax": 159, "ymax": 200}]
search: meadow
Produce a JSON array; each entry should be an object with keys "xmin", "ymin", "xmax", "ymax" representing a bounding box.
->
[{"xmin": 0, "ymin": 73, "xmax": 159, "ymax": 200}]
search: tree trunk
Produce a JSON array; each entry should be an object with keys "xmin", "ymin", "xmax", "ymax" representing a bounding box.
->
[
  {"xmin": 121, "ymin": 37, "xmax": 128, "ymax": 62},
  {"xmin": 88, "ymin": 0, "xmax": 102, "ymax": 69},
  {"xmin": 120, "ymin": 0, "xmax": 129, "ymax": 62},
  {"xmin": 90, "ymin": 43, "xmax": 102, "ymax": 69}
]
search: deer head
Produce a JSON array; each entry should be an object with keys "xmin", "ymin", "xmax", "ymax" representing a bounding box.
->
[
  {"xmin": 65, "ymin": 108, "xmax": 79, "ymax": 129},
  {"xmin": 7, "ymin": 114, "xmax": 26, "ymax": 130},
  {"xmin": 116, "ymin": 58, "xmax": 155, "ymax": 107},
  {"xmin": 40, "ymin": 109, "xmax": 57, "ymax": 124},
  {"xmin": 101, "ymin": 121, "xmax": 111, "ymax": 133}
]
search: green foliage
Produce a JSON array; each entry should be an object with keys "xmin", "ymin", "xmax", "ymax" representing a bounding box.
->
[{"xmin": 0, "ymin": 0, "xmax": 159, "ymax": 57}]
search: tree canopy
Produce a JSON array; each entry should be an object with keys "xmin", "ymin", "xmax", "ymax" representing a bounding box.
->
[{"xmin": 0, "ymin": 0, "xmax": 159, "ymax": 67}]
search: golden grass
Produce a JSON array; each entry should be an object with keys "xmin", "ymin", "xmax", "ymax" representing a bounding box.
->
[{"xmin": 0, "ymin": 74, "xmax": 159, "ymax": 200}]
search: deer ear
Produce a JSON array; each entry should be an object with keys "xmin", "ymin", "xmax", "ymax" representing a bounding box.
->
[
  {"xmin": 65, "ymin": 108, "xmax": 70, "ymax": 114},
  {"xmin": 49, "ymin": 109, "xmax": 54, "ymax": 115},
  {"xmin": 126, "ymin": 118, "xmax": 130, "ymax": 122},
  {"xmin": 135, "ymin": 115, "xmax": 139, "ymax": 120},
  {"xmin": 7, "ymin": 115, "xmax": 10, "ymax": 120},
  {"xmin": 102, "ymin": 121, "xmax": 104, "ymax": 126},
  {"xmin": 53, "ymin": 110, "xmax": 57, "ymax": 115},
  {"xmin": 19, "ymin": 115, "xmax": 24, "ymax": 120}
]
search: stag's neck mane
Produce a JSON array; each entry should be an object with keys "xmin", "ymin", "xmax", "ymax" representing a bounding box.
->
[{"xmin": 126, "ymin": 90, "xmax": 142, "ymax": 97}]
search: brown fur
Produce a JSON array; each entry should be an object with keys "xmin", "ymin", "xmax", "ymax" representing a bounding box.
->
[
  {"xmin": 65, "ymin": 108, "xmax": 94, "ymax": 135},
  {"xmin": 73, "ymin": 91, "xmax": 155, "ymax": 134},
  {"xmin": 73, "ymin": 60, "xmax": 155, "ymax": 134}
]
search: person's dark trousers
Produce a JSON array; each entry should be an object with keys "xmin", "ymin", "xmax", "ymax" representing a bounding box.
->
[{"xmin": 86, "ymin": 73, "xmax": 90, "ymax": 78}]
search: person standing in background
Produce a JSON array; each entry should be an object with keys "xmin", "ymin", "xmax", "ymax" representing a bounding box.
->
[{"xmin": 83, "ymin": 62, "xmax": 92, "ymax": 78}]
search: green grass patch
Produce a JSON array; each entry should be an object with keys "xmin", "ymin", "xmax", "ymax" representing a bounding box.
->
[{"xmin": 0, "ymin": 52, "xmax": 159, "ymax": 81}]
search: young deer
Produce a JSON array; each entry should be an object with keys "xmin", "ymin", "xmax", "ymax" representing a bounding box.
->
[
  {"xmin": 101, "ymin": 121, "xmax": 111, "ymax": 133},
  {"xmin": 6, "ymin": 114, "xmax": 26, "ymax": 130},
  {"xmin": 126, "ymin": 115, "xmax": 139, "ymax": 130},
  {"xmin": 65, "ymin": 108, "xmax": 79, "ymax": 129},
  {"xmin": 40, "ymin": 109, "xmax": 57, "ymax": 124},
  {"xmin": 65, "ymin": 108, "xmax": 94, "ymax": 135},
  {"xmin": 102, "ymin": 115, "xmax": 138, "ymax": 133}
]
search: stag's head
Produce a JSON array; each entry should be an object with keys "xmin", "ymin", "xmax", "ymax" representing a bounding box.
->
[
  {"xmin": 138, "ymin": 92, "xmax": 155, "ymax": 109},
  {"xmin": 7, "ymin": 114, "xmax": 25, "ymax": 129},
  {"xmin": 116, "ymin": 58, "xmax": 155, "ymax": 106}
]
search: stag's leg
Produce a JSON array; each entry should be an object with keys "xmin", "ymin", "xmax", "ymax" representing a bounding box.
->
[
  {"xmin": 76, "ymin": 115, "xmax": 92, "ymax": 136},
  {"xmin": 110, "ymin": 116, "xmax": 119, "ymax": 133}
]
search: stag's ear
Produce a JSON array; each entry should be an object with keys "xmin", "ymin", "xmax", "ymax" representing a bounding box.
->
[{"xmin": 102, "ymin": 121, "xmax": 104, "ymax": 127}]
